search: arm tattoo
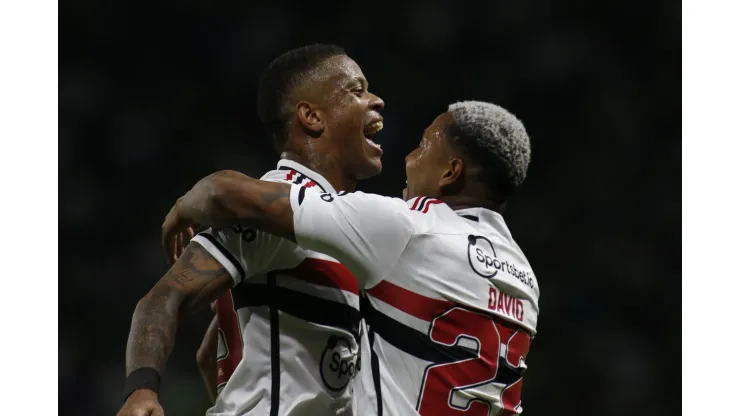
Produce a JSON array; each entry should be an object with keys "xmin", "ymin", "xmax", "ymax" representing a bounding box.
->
[
  {"xmin": 125, "ymin": 244, "xmax": 232, "ymax": 375},
  {"xmin": 258, "ymin": 182, "xmax": 290, "ymax": 207},
  {"xmin": 209, "ymin": 174, "xmax": 295, "ymax": 240}
]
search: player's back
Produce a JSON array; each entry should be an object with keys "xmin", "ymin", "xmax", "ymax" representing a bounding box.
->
[
  {"xmin": 193, "ymin": 160, "xmax": 360, "ymax": 416},
  {"xmin": 358, "ymin": 198, "xmax": 539, "ymax": 415}
]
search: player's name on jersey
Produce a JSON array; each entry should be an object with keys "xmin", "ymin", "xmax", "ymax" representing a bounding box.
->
[{"xmin": 488, "ymin": 287, "xmax": 525, "ymax": 322}]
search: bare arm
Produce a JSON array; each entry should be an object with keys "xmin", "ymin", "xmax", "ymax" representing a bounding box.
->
[
  {"xmin": 196, "ymin": 315, "xmax": 220, "ymax": 404},
  {"xmin": 125, "ymin": 243, "xmax": 233, "ymax": 376},
  {"xmin": 162, "ymin": 171, "xmax": 296, "ymax": 260}
]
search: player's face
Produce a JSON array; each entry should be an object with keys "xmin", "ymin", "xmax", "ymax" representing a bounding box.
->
[
  {"xmin": 403, "ymin": 112, "xmax": 456, "ymax": 200},
  {"xmin": 318, "ymin": 55, "xmax": 385, "ymax": 180}
]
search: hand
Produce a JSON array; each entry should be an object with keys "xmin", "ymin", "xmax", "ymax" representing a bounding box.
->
[
  {"xmin": 162, "ymin": 197, "xmax": 199, "ymax": 265},
  {"xmin": 117, "ymin": 389, "xmax": 164, "ymax": 416},
  {"xmin": 162, "ymin": 173, "xmax": 230, "ymax": 264}
]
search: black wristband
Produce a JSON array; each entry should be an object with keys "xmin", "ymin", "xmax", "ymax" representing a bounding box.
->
[{"xmin": 123, "ymin": 367, "xmax": 161, "ymax": 403}]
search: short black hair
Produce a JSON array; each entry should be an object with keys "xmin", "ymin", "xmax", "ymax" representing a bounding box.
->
[
  {"xmin": 257, "ymin": 44, "xmax": 347, "ymax": 151},
  {"xmin": 445, "ymin": 101, "xmax": 532, "ymax": 199}
]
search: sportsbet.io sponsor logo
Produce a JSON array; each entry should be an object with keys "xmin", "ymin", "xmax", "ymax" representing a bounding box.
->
[
  {"xmin": 319, "ymin": 336, "xmax": 359, "ymax": 394},
  {"xmin": 467, "ymin": 235, "xmax": 535, "ymax": 289}
]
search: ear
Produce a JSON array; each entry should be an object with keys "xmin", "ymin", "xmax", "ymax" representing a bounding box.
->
[
  {"xmin": 439, "ymin": 157, "xmax": 464, "ymax": 191},
  {"xmin": 296, "ymin": 101, "xmax": 324, "ymax": 136}
]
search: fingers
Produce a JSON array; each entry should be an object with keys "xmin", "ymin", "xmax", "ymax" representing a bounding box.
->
[
  {"xmin": 177, "ymin": 233, "xmax": 183, "ymax": 260},
  {"xmin": 162, "ymin": 199, "xmax": 201, "ymax": 265},
  {"xmin": 130, "ymin": 403, "xmax": 162, "ymax": 416},
  {"xmin": 162, "ymin": 204, "xmax": 182, "ymax": 264}
]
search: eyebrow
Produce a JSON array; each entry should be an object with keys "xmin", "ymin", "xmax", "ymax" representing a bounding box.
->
[{"xmin": 353, "ymin": 77, "xmax": 368, "ymax": 89}]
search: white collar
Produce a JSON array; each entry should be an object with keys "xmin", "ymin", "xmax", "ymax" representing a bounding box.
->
[
  {"xmin": 455, "ymin": 207, "xmax": 512, "ymax": 240},
  {"xmin": 276, "ymin": 159, "xmax": 337, "ymax": 193}
]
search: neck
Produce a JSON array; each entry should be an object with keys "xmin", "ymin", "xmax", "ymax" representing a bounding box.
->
[
  {"xmin": 439, "ymin": 194, "xmax": 505, "ymax": 214},
  {"xmin": 279, "ymin": 150, "xmax": 358, "ymax": 192}
]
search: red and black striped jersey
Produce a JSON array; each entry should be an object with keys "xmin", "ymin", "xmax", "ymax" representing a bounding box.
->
[
  {"xmin": 214, "ymin": 289, "xmax": 243, "ymax": 397},
  {"xmin": 191, "ymin": 160, "xmax": 360, "ymax": 416},
  {"xmin": 291, "ymin": 188, "xmax": 540, "ymax": 416}
]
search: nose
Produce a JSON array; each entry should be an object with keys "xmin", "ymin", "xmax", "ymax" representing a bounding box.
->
[{"xmin": 368, "ymin": 92, "xmax": 385, "ymax": 111}]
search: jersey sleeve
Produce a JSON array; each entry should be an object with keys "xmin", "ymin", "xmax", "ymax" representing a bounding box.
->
[
  {"xmin": 190, "ymin": 226, "xmax": 291, "ymax": 286},
  {"xmin": 289, "ymin": 186, "xmax": 420, "ymax": 288}
]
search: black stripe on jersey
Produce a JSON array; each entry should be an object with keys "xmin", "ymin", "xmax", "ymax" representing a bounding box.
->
[
  {"xmin": 198, "ymin": 232, "xmax": 246, "ymax": 281},
  {"xmin": 278, "ymin": 166, "xmax": 327, "ymax": 192},
  {"xmin": 232, "ymin": 282, "xmax": 361, "ymax": 341},
  {"xmin": 298, "ymin": 186, "xmax": 306, "ymax": 206},
  {"xmin": 363, "ymin": 300, "xmax": 522, "ymax": 386},
  {"xmin": 416, "ymin": 197, "xmax": 430, "ymax": 211},
  {"xmin": 268, "ymin": 273, "xmax": 280, "ymax": 416},
  {"xmin": 362, "ymin": 295, "xmax": 383, "ymax": 416},
  {"xmin": 459, "ymin": 214, "xmax": 479, "ymax": 222}
]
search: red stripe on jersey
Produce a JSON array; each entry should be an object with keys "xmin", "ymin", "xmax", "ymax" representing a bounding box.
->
[
  {"xmin": 422, "ymin": 199, "xmax": 442, "ymax": 213},
  {"xmin": 279, "ymin": 258, "xmax": 359, "ymax": 295},
  {"xmin": 285, "ymin": 169, "xmax": 296, "ymax": 181},
  {"xmin": 366, "ymin": 280, "xmax": 454, "ymax": 322},
  {"xmin": 215, "ymin": 291, "xmax": 242, "ymax": 387},
  {"xmin": 304, "ymin": 180, "xmax": 317, "ymax": 188},
  {"xmin": 410, "ymin": 196, "xmax": 423, "ymax": 210}
]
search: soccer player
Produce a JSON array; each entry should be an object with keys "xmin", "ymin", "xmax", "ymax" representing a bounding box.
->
[
  {"xmin": 117, "ymin": 44, "xmax": 385, "ymax": 416},
  {"xmin": 162, "ymin": 101, "xmax": 540, "ymax": 415}
]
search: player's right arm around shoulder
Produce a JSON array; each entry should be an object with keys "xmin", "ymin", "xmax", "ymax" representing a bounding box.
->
[
  {"xmin": 292, "ymin": 190, "xmax": 416, "ymax": 288},
  {"xmin": 118, "ymin": 243, "xmax": 233, "ymax": 416}
]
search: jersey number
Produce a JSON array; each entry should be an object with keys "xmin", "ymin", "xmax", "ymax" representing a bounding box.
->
[
  {"xmin": 215, "ymin": 291, "xmax": 243, "ymax": 388},
  {"xmin": 417, "ymin": 307, "xmax": 531, "ymax": 415}
]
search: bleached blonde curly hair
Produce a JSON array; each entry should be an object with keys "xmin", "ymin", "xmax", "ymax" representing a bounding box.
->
[{"xmin": 447, "ymin": 101, "xmax": 532, "ymax": 194}]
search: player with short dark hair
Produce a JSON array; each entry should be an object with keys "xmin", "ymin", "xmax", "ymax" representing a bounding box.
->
[
  {"xmin": 162, "ymin": 101, "xmax": 540, "ymax": 415},
  {"xmin": 257, "ymin": 44, "xmax": 345, "ymax": 149},
  {"xmin": 255, "ymin": 43, "xmax": 384, "ymax": 182},
  {"xmin": 117, "ymin": 44, "xmax": 385, "ymax": 416}
]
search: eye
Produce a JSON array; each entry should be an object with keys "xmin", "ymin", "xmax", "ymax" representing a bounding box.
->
[{"xmin": 352, "ymin": 88, "xmax": 364, "ymax": 97}]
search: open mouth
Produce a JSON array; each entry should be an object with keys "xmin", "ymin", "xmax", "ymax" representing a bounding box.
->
[{"xmin": 363, "ymin": 121, "xmax": 384, "ymax": 151}]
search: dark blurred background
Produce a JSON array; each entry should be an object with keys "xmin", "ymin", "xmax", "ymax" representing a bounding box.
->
[{"xmin": 59, "ymin": 0, "xmax": 680, "ymax": 415}]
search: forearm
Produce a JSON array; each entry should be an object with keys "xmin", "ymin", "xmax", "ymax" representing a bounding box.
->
[
  {"xmin": 193, "ymin": 170, "xmax": 295, "ymax": 239},
  {"xmin": 125, "ymin": 284, "xmax": 183, "ymax": 375},
  {"xmin": 124, "ymin": 243, "xmax": 233, "ymax": 376}
]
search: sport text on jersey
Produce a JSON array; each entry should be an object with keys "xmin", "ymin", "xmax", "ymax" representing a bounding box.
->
[
  {"xmin": 319, "ymin": 335, "xmax": 359, "ymax": 394},
  {"xmin": 467, "ymin": 235, "xmax": 536, "ymax": 290}
]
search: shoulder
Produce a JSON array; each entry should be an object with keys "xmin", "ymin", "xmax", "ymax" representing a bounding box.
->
[
  {"xmin": 262, "ymin": 168, "xmax": 329, "ymax": 196},
  {"xmin": 260, "ymin": 169, "xmax": 294, "ymax": 184},
  {"xmin": 405, "ymin": 196, "xmax": 445, "ymax": 213}
]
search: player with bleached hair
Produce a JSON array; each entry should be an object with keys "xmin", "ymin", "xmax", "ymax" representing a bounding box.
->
[{"xmin": 163, "ymin": 101, "xmax": 540, "ymax": 415}]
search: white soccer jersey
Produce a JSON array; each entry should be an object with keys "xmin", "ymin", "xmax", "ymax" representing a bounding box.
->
[
  {"xmin": 214, "ymin": 289, "xmax": 244, "ymax": 396},
  {"xmin": 191, "ymin": 160, "xmax": 361, "ymax": 416},
  {"xmin": 290, "ymin": 189, "xmax": 540, "ymax": 416}
]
